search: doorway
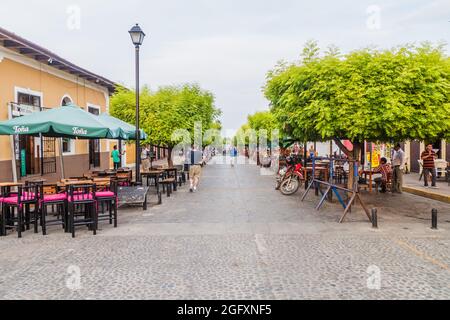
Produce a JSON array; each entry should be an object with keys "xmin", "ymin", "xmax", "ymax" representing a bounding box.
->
[
  {"xmin": 447, "ymin": 142, "xmax": 450, "ymax": 163},
  {"xmin": 15, "ymin": 135, "xmax": 39, "ymax": 177},
  {"xmin": 410, "ymin": 141, "xmax": 421, "ymax": 173}
]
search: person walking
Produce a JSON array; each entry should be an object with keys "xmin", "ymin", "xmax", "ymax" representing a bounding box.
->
[
  {"xmin": 111, "ymin": 145, "xmax": 124, "ymax": 170},
  {"xmin": 421, "ymin": 143, "xmax": 438, "ymax": 188},
  {"xmin": 189, "ymin": 145, "xmax": 203, "ymax": 193},
  {"xmin": 391, "ymin": 143, "xmax": 405, "ymax": 194},
  {"xmin": 230, "ymin": 146, "xmax": 238, "ymax": 167},
  {"xmin": 308, "ymin": 145, "xmax": 317, "ymax": 158},
  {"xmin": 141, "ymin": 145, "xmax": 151, "ymax": 172}
]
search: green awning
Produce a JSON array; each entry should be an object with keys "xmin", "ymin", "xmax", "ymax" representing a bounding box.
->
[
  {"xmin": 0, "ymin": 104, "xmax": 111, "ymax": 139},
  {"xmin": 97, "ymin": 113, "xmax": 147, "ymax": 140}
]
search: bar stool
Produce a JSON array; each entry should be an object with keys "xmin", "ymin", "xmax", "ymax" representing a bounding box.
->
[
  {"xmin": 95, "ymin": 180, "xmax": 118, "ymax": 228},
  {"xmin": 2, "ymin": 185, "xmax": 39, "ymax": 238},
  {"xmin": 67, "ymin": 184, "xmax": 97, "ymax": 238},
  {"xmin": 0, "ymin": 188, "xmax": 5, "ymax": 236},
  {"xmin": 39, "ymin": 185, "xmax": 68, "ymax": 235}
]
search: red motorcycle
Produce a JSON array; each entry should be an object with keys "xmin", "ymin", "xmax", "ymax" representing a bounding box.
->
[{"xmin": 276, "ymin": 156, "xmax": 304, "ymax": 195}]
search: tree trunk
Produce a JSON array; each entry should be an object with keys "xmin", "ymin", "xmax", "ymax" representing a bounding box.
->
[
  {"xmin": 167, "ymin": 146, "xmax": 173, "ymax": 168},
  {"xmin": 333, "ymin": 138, "xmax": 361, "ymax": 192},
  {"xmin": 347, "ymin": 141, "xmax": 362, "ymax": 192},
  {"xmin": 256, "ymin": 142, "xmax": 261, "ymax": 166}
]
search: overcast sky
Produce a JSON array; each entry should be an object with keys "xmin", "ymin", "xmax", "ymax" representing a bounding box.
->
[{"xmin": 1, "ymin": 0, "xmax": 449, "ymax": 136}]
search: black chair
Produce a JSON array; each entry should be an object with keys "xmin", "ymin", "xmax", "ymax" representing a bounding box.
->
[
  {"xmin": 95, "ymin": 180, "xmax": 118, "ymax": 228},
  {"xmin": 67, "ymin": 184, "xmax": 97, "ymax": 238},
  {"xmin": 174, "ymin": 165, "xmax": 185, "ymax": 186},
  {"xmin": 2, "ymin": 185, "xmax": 39, "ymax": 238},
  {"xmin": 39, "ymin": 185, "xmax": 68, "ymax": 235},
  {"xmin": 143, "ymin": 172, "xmax": 163, "ymax": 205},
  {"xmin": 160, "ymin": 169, "xmax": 178, "ymax": 197}
]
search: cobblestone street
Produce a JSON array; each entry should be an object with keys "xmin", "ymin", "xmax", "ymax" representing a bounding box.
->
[{"xmin": 1, "ymin": 156, "xmax": 449, "ymax": 300}]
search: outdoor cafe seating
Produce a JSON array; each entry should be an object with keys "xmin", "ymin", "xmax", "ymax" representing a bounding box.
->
[
  {"xmin": 67, "ymin": 184, "xmax": 98, "ymax": 238},
  {"xmin": 141, "ymin": 166, "xmax": 181, "ymax": 198},
  {"xmin": 0, "ymin": 174, "xmax": 121, "ymax": 238},
  {"xmin": 1, "ymin": 184, "xmax": 40, "ymax": 238}
]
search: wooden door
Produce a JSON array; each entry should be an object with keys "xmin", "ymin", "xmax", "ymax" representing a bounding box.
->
[
  {"xmin": 410, "ymin": 141, "xmax": 421, "ymax": 173},
  {"xmin": 446, "ymin": 143, "xmax": 450, "ymax": 162}
]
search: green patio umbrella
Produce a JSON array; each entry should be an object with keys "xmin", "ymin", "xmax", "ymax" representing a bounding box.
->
[
  {"xmin": 97, "ymin": 113, "xmax": 147, "ymax": 140},
  {"xmin": 280, "ymin": 137, "xmax": 298, "ymax": 149},
  {"xmin": 0, "ymin": 104, "xmax": 111, "ymax": 139}
]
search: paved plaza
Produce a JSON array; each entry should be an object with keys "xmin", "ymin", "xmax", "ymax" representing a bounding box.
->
[{"xmin": 1, "ymin": 156, "xmax": 449, "ymax": 300}]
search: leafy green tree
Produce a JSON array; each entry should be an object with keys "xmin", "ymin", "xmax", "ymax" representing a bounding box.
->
[
  {"xmin": 265, "ymin": 42, "xmax": 450, "ymax": 186},
  {"xmin": 110, "ymin": 84, "xmax": 221, "ymax": 167},
  {"xmin": 235, "ymin": 111, "xmax": 281, "ymax": 164}
]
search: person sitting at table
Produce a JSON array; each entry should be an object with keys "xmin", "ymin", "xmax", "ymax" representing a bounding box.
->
[{"xmin": 373, "ymin": 157, "xmax": 392, "ymax": 193}]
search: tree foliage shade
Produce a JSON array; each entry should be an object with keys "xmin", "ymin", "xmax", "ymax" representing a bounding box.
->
[{"xmin": 264, "ymin": 43, "xmax": 450, "ymax": 144}]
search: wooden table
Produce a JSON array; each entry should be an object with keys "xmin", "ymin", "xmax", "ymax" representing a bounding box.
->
[
  {"xmin": 362, "ymin": 170, "xmax": 376, "ymax": 193},
  {"xmin": 141, "ymin": 170, "xmax": 164, "ymax": 191},
  {"xmin": 25, "ymin": 178, "xmax": 47, "ymax": 184},
  {"xmin": 93, "ymin": 178, "xmax": 111, "ymax": 187},
  {"xmin": 303, "ymin": 167, "xmax": 329, "ymax": 182},
  {"xmin": 162, "ymin": 168, "xmax": 178, "ymax": 181},
  {"xmin": 58, "ymin": 180, "xmax": 94, "ymax": 187},
  {"xmin": 0, "ymin": 182, "xmax": 23, "ymax": 195},
  {"xmin": 0, "ymin": 182, "xmax": 23, "ymax": 188}
]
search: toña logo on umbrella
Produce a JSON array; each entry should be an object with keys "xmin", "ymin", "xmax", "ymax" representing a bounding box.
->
[
  {"xmin": 72, "ymin": 127, "xmax": 88, "ymax": 135},
  {"xmin": 13, "ymin": 126, "xmax": 29, "ymax": 133}
]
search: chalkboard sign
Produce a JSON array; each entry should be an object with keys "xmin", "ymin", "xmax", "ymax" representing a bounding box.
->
[{"xmin": 117, "ymin": 186, "xmax": 149, "ymax": 210}]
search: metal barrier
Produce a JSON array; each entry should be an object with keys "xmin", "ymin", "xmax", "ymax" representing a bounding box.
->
[{"xmin": 301, "ymin": 156, "xmax": 372, "ymax": 223}]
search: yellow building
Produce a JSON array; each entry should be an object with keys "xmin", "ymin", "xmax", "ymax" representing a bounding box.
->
[{"xmin": 0, "ymin": 27, "xmax": 118, "ymax": 182}]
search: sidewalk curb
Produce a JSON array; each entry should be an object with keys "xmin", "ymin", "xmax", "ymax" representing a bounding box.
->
[{"xmin": 403, "ymin": 186, "xmax": 450, "ymax": 204}]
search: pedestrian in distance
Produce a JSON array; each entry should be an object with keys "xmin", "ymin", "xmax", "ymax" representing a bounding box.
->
[
  {"xmin": 391, "ymin": 143, "xmax": 405, "ymax": 194},
  {"xmin": 421, "ymin": 143, "xmax": 438, "ymax": 189},
  {"xmin": 189, "ymin": 145, "xmax": 203, "ymax": 193},
  {"xmin": 141, "ymin": 145, "xmax": 151, "ymax": 172},
  {"xmin": 230, "ymin": 146, "xmax": 238, "ymax": 167},
  {"xmin": 111, "ymin": 145, "xmax": 125, "ymax": 170}
]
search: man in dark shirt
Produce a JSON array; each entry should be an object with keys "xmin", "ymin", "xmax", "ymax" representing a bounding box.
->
[{"xmin": 421, "ymin": 144, "xmax": 438, "ymax": 188}]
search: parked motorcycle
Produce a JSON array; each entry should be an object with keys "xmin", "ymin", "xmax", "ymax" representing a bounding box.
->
[
  {"xmin": 275, "ymin": 165, "xmax": 289, "ymax": 190},
  {"xmin": 276, "ymin": 156, "xmax": 304, "ymax": 195}
]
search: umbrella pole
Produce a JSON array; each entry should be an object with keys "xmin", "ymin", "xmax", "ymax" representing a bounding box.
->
[
  {"xmin": 59, "ymin": 138, "xmax": 65, "ymax": 179},
  {"xmin": 10, "ymin": 135, "xmax": 18, "ymax": 183},
  {"xmin": 118, "ymin": 139, "xmax": 123, "ymax": 168}
]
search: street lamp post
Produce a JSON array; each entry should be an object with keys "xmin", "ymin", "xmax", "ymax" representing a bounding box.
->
[{"xmin": 129, "ymin": 23, "xmax": 145, "ymax": 184}]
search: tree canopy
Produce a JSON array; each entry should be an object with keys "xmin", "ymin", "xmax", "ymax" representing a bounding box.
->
[
  {"xmin": 264, "ymin": 42, "xmax": 450, "ymax": 154},
  {"xmin": 110, "ymin": 84, "xmax": 222, "ymax": 165},
  {"xmin": 235, "ymin": 111, "xmax": 280, "ymax": 146}
]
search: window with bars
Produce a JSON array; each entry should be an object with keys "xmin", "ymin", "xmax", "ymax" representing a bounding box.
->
[{"xmin": 17, "ymin": 92, "xmax": 41, "ymax": 107}]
